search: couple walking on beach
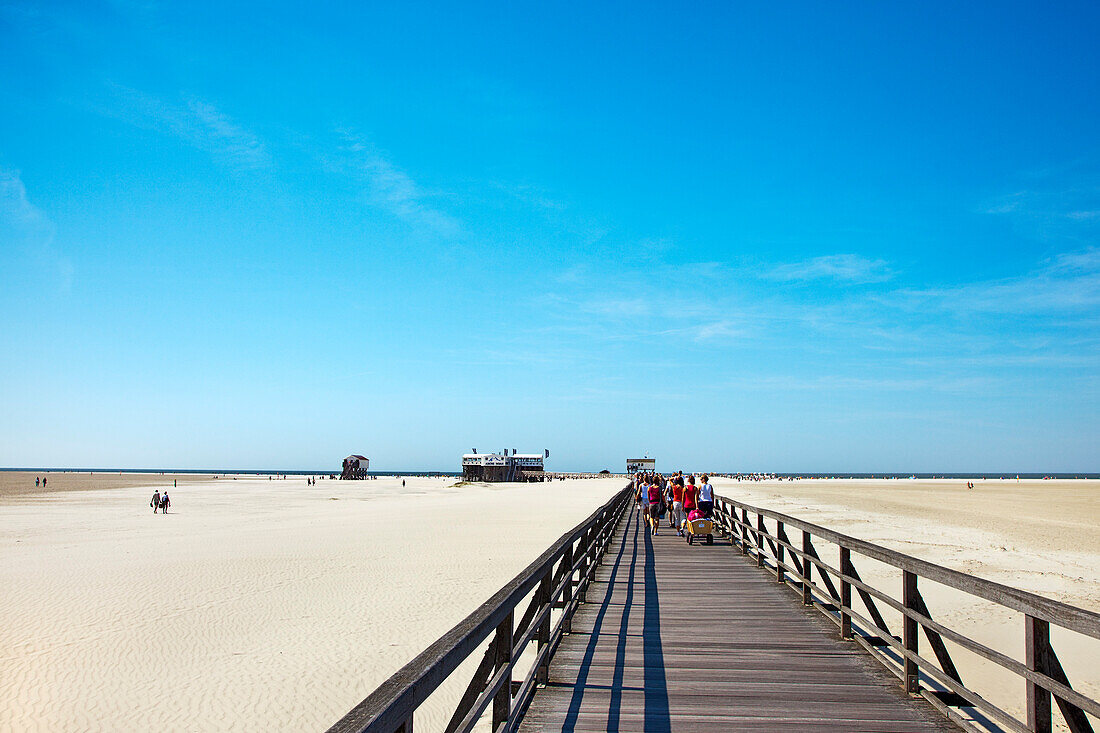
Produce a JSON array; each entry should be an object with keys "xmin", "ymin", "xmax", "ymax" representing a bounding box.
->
[{"xmin": 150, "ymin": 490, "xmax": 170, "ymax": 514}]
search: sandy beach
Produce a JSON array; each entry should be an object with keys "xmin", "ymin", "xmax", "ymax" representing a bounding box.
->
[
  {"xmin": 711, "ymin": 477, "xmax": 1100, "ymax": 730},
  {"xmin": 0, "ymin": 473, "xmax": 624, "ymax": 732},
  {"xmin": 3, "ymin": 473, "xmax": 1097, "ymax": 732}
]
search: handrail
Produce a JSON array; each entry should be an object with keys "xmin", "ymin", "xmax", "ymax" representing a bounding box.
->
[
  {"xmin": 716, "ymin": 495, "xmax": 1100, "ymax": 637},
  {"xmin": 327, "ymin": 484, "xmax": 634, "ymax": 733},
  {"xmin": 712, "ymin": 494, "xmax": 1100, "ymax": 733}
]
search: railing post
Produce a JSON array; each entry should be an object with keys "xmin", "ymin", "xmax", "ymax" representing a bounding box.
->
[
  {"xmin": 840, "ymin": 546, "xmax": 852, "ymax": 639},
  {"xmin": 776, "ymin": 520, "xmax": 785, "ymax": 583},
  {"xmin": 802, "ymin": 530, "xmax": 812, "ymax": 605},
  {"xmin": 1026, "ymin": 615, "xmax": 1052, "ymax": 733},
  {"xmin": 756, "ymin": 513, "xmax": 765, "ymax": 567},
  {"xmin": 589, "ymin": 524, "xmax": 598, "ymax": 569},
  {"xmin": 577, "ymin": 529, "xmax": 590, "ymax": 603},
  {"xmin": 562, "ymin": 543, "xmax": 574, "ymax": 633},
  {"xmin": 596, "ymin": 510, "xmax": 608, "ymax": 565},
  {"xmin": 741, "ymin": 509, "xmax": 750, "ymax": 555},
  {"xmin": 903, "ymin": 570, "xmax": 919, "ymax": 694},
  {"xmin": 492, "ymin": 610, "xmax": 513, "ymax": 729},
  {"xmin": 537, "ymin": 569, "xmax": 552, "ymax": 685}
]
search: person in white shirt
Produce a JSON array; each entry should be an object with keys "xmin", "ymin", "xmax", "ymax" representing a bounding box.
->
[{"xmin": 697, "ymin": 474, "xmax": 715, "ymax": 517}]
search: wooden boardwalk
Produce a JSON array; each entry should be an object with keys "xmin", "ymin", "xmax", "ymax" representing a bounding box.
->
[{"xmin": 520, "ymin": 505, "xmax": 959, "ymax": 732}]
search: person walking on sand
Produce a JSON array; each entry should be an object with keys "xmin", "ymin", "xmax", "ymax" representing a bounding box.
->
[
  {"xmin": 150, "ymin": 490, "xmax": 161, "ymax": 513},
  {"xmin": 160, "ymin": 492, "xmax": 170, "ymax": 514},
  {"xmin": 35, "ymin": 476, "xmax": 40, "ymax": 487}
]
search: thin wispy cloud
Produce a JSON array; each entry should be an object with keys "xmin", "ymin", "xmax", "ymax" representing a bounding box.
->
[
  {"xmin": 185, "ymin": 100, "xmax": 269, "ymax": 169},
  {"xmin": 328, "ymin": 129, "xmax": 460, "ymax": 237},
  {"xmin": 487, "ymin": 180, "xmax": 568, "ymax": 212},
  {"xmin": 979, "ymin": 166, "xmax": 1100, "ymax": 251},
  {"xmin": 0, "ymin": 169, "xmax": 51, "ymax": 230},
  {"xmin": 659, "ymin": 320, "xmax": 745, "ymax": 342},
  {"xmin": 0, "ymin": 169, "xmax": 73, "ymax": 290},
  {"xmin": 1067, "ymin": 210, "xmax": 1100, "ymax": 221},
  {"xmin": 100, "ymin": 84, "xmax": 271, "ymax": 170},
  {"xmin": 897, "ymin": 246, "xmax": 1100, "ymax": 315},
  {"xmin": 722, "ymin": 374, "xmax": 997, "ymax": 394},
  {"xmin": 762, "ymin": 254, "xmax": 894, "ymax": 284}
]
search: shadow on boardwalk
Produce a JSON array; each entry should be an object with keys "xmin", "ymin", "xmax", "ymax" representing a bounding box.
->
[
  {"xmin": 521, "ymin": 507, "xmax": 957, "ymax": 732},
  {"xmin": 560, "ymin": 509, "xmax": 670, "ymax": 733}
]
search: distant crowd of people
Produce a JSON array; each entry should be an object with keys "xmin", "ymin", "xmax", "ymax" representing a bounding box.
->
[{"xmin": 631, "ymin": 472, "xmax": 715, "ymax": 536}]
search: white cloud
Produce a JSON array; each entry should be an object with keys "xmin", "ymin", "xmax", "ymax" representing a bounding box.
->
[
  {"xmin": 186, "ymin": 100, "xmax": 270, "ymax": 169},
  {"xmin": 328, "ymin": 130, "xmax": 460, "ymax": 237},
  {"xmin": 102, "ymin": 85, "xmax": 271, "ymax": 170},
  {"xmin": 659, "ymin": 320, "xmax": 745, "ymax": 342},
  {"xmin": 762, "ymin": 254, "xmax": 893, "ymax": 284},
  {"xmin": 897, "ymin": 247, "xmax": 1100, "ymax": 315},
  {"xmin": 0, "ymin": 169, "xmax": 49, "ymax": 230},
  {"xmin": 0, "ymin": 169, "xmax": 73, "ymax": 290}
]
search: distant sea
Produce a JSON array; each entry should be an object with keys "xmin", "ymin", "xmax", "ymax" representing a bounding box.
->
[{"xmin": 1, "ymin": 469, "xmax": 1097, "ymax": 479}]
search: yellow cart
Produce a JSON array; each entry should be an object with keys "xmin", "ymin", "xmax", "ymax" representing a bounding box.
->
[{"xmin": 684, "ymin": 517, "xmax": 714, "ymax": 545}]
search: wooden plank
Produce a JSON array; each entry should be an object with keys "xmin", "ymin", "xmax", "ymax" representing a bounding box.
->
[{"xmin": 519, "ymin": 507, "xmax": 958, "ymax": 733}]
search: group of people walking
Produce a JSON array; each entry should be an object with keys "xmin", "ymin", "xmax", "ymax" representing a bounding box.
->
[
  {"xmin": 632, "ymin": 472, "xmax": 715, "ymax": 536},
  {"xmin": 149, "ymin": 489, "xmax": 171, "ymax": 514}
]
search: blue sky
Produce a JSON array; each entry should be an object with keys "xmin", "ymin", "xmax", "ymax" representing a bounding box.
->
[{"xmin": 2, "ymin": 1, "xmax": 1098, "ymax": 472}]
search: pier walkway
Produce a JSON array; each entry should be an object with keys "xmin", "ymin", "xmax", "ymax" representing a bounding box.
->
[
  {"xmin": 519, "ymin": 505, "xmax": 956, "ymax": 732},
  {"xmin": 328, "ymin": 485, "xmax": 1099, "ymax": 733}
]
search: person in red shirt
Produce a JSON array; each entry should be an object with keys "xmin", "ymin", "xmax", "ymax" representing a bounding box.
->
[
  {"xmin": 682, "ymin": 475, "xmax": 698, "ymax": 519},
  {"xmin": 647, "ymin": 481, "xmax": 662, "ymax": 535}
]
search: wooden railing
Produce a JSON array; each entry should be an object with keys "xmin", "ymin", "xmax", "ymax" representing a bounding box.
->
[
  {"xmin": 712, "ymin": 494, "xmax": 1100, "ymax": 733},
  {"xmin": 326, "ymin": 485, "xmax": 634, "ymax": 733}
]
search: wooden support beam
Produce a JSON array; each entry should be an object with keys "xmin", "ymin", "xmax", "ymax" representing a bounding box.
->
[
  {"xmin": 443, "ymin": 645, "xmax": 495, "ymax": 733},
  {"xmin": 803, "ymin": 537, "xmax": 841, "ymax": 602},
  {"xmin": 756, "ymin": 513, "xmax": 766, "ymax": 567},
  {"xmin": 910, "ymin": 589, "xmax": 963, "ymax": 685},
  {"xmin": 846, "ymin": 559, "xmax": 893, "ymax": 639},
  {"xmin": 840, "ymin": 546, "xmax": 852, "ymax": 639},
  {"xmin": 577, "ymin": 529, "xmax": 589, "ymax": 603},
  {"xmin": 561, "ymin": 542, "xmax": 573, "ymax": 633},
  {"xmin": 740, "ymin": 508, "xmax": 751, "ymax": 555},
  {"xmin": 802, "ymin": 530, "xmax": 812, "ymax": 605},
  {"xmin": 536, "ymin": 570, "xmax": 551, "ymax": 686},
  {"xmin": 1045, "ymin": 641, "xmax": 1095, "ymax": 733},
  {"xmin": 492, "ymin": 611, "xmax": 513, "ymax": 729},
  {"xmin": 903, "ymin": 570, "xmax": 919, "ymax": 694},
  {"xmin": 776, "ymin": 521, "xmax": 786, "ymax": 584},
  {"xmin": 1027, "ymin": 615, "xmax": 1052, "ymax": 733},
  {"xmin": 777, "ymin": 524, "xmax": 804, "ymax": 577}
]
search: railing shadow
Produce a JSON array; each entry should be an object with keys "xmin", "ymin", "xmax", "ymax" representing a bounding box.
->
[
  {"xmin": 642, "ymin": 525, "xmax": 671, "ymax": 733},
  {"xmin": 607, "ymin": 508, "xmax": 638, "ymax": 732},
  {"xmin": 561, "ymin": 505, "xmax": 637, "ymax": 732}
]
